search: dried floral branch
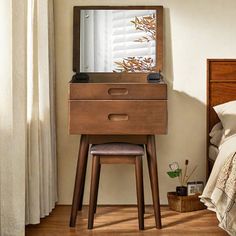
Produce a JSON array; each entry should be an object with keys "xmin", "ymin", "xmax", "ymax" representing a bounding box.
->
[
  {"xmin": 113, "ymin": 57, "xmax": 155, "ymax": 73},
  {"xmin": 131, "ymin": 14, "xmax": 156, "ymax": 42}
]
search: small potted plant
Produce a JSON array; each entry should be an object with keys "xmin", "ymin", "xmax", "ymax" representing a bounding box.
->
[{"xmin": 167, "ymin": 160, "xmax": 197, "ymax": 196}]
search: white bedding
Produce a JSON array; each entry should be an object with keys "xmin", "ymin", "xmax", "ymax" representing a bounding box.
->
[{"xmin": 201, "ymin": 134, "xmax": 236, "ymax": 235}]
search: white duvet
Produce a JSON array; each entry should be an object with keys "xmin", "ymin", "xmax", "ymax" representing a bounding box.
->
[{"xmin": 200, "ymin": 134, "xmax": 236, "ymax": 235}]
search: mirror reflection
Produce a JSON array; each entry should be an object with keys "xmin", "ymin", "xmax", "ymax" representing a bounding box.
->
[{"xmin": 80, "ymin": 10, "xmax": 156, "ymax": 73}]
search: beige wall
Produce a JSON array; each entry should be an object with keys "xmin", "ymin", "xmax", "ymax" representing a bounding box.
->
[{"xmin": 54, "ymin": 0, "xmax": 236, "ymax": 205}]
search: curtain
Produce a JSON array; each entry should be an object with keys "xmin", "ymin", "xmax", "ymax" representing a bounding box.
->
[
  {"xmin": 25, "ymin": 0, "xmax": 57, "ymax": 225},
  {"xmin": 0, "ymin": 1, "xmax": 27, "ymax": 235},
  {"xmin": 80, "ymin": 10, "xmax": 113, "ymax": 72},
  {"xmin": 0, "ymin": 0, "xmax": 57, "ymax": 234}
]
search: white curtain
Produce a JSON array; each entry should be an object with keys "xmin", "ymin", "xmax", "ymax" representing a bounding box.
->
[
  {"xmin": 0, "ymin": 0, "xmax": 57, "ymax": 234},
  {"xmin": 0, "ymin": 0, "xmax": 27, "ymax": 235},
  {"xmin": 25, "ymin": 0, "xmax": 57, "ymax": 225},
  {"xmin": 80, "ymin": 10, "xmax": 113, "ymax": 72}
]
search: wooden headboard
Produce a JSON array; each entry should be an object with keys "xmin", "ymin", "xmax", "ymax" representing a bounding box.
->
[{"xmin": 207, "ymin": 59, "xmax": 236, "ymax": 176}]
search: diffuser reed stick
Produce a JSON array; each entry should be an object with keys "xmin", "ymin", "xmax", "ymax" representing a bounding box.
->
[
  {"xmin": 182, "ymin": 160, "xmax": 189, "ymax": 186},
  {"xmin": 185, "ymin": 166, "xmax": 198, "ymax": 183}
]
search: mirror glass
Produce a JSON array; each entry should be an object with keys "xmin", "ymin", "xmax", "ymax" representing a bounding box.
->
[{"xmin": 80, "ymin": 10, "xmax": 156, "ymax": 73}]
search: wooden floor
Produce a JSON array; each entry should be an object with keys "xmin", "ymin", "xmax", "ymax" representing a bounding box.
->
[{"xmin": 26, "ymin": 206, "xmax": 227, "ymax": 236}]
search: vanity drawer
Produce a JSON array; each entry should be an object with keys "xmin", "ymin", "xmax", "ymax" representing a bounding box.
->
[
  {"xmin": 69, "ymin": 100, "xmax": 167, "ymax": 135},
  {"xmin": 69, "ymin": 83, "xmax": 167, "ymax": 100}
]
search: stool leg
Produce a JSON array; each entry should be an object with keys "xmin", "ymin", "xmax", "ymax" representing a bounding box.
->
[
  {"xmin": 88, "ymin": 155, "xmax": 100, "ymax": 229},
  {"xmin": 135, "ymin": 156, "xmax": 144, "ymax": 230},
  {"xmin": 70, "ymin": 135, "xmax": 89, "ymax": 227},
  {"xmin": 94, "ymin": 163, "xmax": 101, "ymax": 214},
  {"xmin": 146, "ymin": 135, "xmax": 162, "ymax": 229},
  {"xmin": 142, "ymin": 177, "xmax": 145, "ymax": 215}
]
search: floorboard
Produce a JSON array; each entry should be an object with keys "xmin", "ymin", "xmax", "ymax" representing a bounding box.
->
[{"xmin": 26, "ymin": 206, "xmax": 227, "ymax": 236}]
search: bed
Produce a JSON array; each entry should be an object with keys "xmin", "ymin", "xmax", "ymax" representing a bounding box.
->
[
  {"xmin": 206, "ymin": 59, "xmax": 236, "ymax": 175},
  {"xmin": 201, "ymin": 59, "xmax": 236, "ymax": 235}
]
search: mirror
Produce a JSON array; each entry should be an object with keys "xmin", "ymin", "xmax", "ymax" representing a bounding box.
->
[{"xmin": 73, "ymin": 7, "xmax": 163, "ymax": 74}]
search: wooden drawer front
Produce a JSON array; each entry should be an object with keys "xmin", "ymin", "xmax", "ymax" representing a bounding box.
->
[
  {"xmin": 69, "ymin": 83, "xmax": 167, "ymax": 100},
  {"xmin": 69, "ymin": 100, "xmax": 167, "ymax": 135}
]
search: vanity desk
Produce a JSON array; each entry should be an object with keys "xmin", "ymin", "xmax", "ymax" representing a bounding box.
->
[{"xmin": 69, "ymin": 6, "xmax": 167, "ymax": 229}]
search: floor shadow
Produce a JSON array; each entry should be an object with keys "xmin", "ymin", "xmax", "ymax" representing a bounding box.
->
[
  {"xmin": 94, "ymin": 216, "xmax": 139, "ymax": 229},
  {"xmin": 163, "ymin": 210, "xmax": 209, "ymax": 228},
  {"xmin": 94, "ymin": 205, "xmax": 139, "ymax": 216},
  {"xmin": 161, "ymin": 211, "xmax": 178, "ymax": 218}
]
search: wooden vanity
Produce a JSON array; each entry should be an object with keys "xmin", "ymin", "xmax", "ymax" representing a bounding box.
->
[
  {"xmin": 69, "ymin": 6, "xmax": 167, "ymax": 229},
  {"xmin": 69, "ymin": 78, "xmax": 167, "ymax": 228}
]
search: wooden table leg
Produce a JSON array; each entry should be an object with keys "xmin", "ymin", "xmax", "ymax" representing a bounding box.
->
[
  {"xmin": 77, "ymin": 148, "xmax": 88, "ymax": 211},
  {"xmin": 146, "ymin": 135, "xmax": 162, "ymax": 229},
  {"xmin": 70, "ymin": 135, "xmax": 89, "ymax": 227}
]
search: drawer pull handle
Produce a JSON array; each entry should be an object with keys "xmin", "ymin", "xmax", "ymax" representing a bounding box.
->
[
  {"xmin": 108, "ymin": 88, "xmax": 128, "ymax": 96},
  {"xmin": 108, "ymin": 114, "xmax": 129, "ymax": 121}
]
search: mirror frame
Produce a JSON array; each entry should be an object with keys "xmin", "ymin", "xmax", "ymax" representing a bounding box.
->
[{"xmin": 73, "ymin": 6, "xmax": 163, "ymax": 76}]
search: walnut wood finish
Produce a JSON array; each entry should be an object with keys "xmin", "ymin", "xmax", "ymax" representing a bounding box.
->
[
  {"xmin": 209, "ymin": 60, "xmax": 236, "ymax": 81},
  {"xmin": 88, "ymin": 154, "xmax": 144, "ymax": 230},
  {"xmin": 70, "ymin": 6, "xmax": 167, "ymax": 229},
  {"xmin": 156, "ymin": 6, "xmax": 163, "ymax": 72},
  {"xmin": 207, "ymin": 59, "xmax": 236, "ymax": 177},
  {"xmin": 146, "ymin": 135, "xmax": 162, "ymax": 229},
  {"xmin": 88, "ymin": 135, "xmax": 148, "ymax": 144},
  {"xmin": 70, "ymin": 135, "xmax": 89, "ymax": 227},
  {"xmin": 77, "ymin": 151, "xmax": 88, "ymax": 211},
  {"xmin": 69, "ymin": 81, "xmax": 167, "ymax": 227},
  {"xmin": 69, "ymin": 82, "xmax": 167, "ymax": 100},
  {"xmin": 73, "ymin": 8, "xmax": 80, "ymax": 72},
  {"xmin": 69, "ymin": 100, "xmax": 167, "ymax": 135},
  {"xmin": 69, "ymin": 79, "xmax": 168, "ymax": 135},
  {"xmin": 135, "ymin": 156, "xmax": 145, "ymax": 230},
  {"xmin": 73, "ymin": 6, "xmax": 164, "ymax": 73},
  {"xmin": 94, "ymin": 161, "xmax": 101, "ymax": 214},
  {"xmin": 100, "ymin": 156, "xmax": 138, "ymax": 164},
  {"xmin": 71, "ymin": 73, "xmax": 161, "ymax": 83},
  {"xmin": 88, "ymin": 156, "xmax": 101, "ymax": 229}
]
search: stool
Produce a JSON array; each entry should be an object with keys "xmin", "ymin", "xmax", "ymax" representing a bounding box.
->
[{"xmin": 88, "ymin": 143, "xmax": 145, "ymax": 230}]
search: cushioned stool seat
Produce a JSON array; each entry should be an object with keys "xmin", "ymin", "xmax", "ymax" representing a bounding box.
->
[{"xmin": 90, "ymin": 143, "xmax": 144, "ymax": 156}]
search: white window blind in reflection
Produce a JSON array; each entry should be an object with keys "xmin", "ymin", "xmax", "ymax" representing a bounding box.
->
[{"xmin": 80, "ymin": 10, "xmax": 156, "ymax": 72}]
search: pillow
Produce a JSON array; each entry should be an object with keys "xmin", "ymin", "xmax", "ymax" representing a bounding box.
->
[
  {"xmin": 209, "ymin": 122, "xmax": 225, "ymax": 146},
  {"xmin": 209, "ymin": 122, "xmax": 223, "ymax": 137},
  {"xmin": 213, "ymin": 100, "xmax": 236, "ymax": 138}
]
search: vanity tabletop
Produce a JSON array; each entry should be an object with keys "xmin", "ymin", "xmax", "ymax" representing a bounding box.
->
[{"xmin": 69, "ymin": 73, "xmax": 166, "ymax": 84}]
